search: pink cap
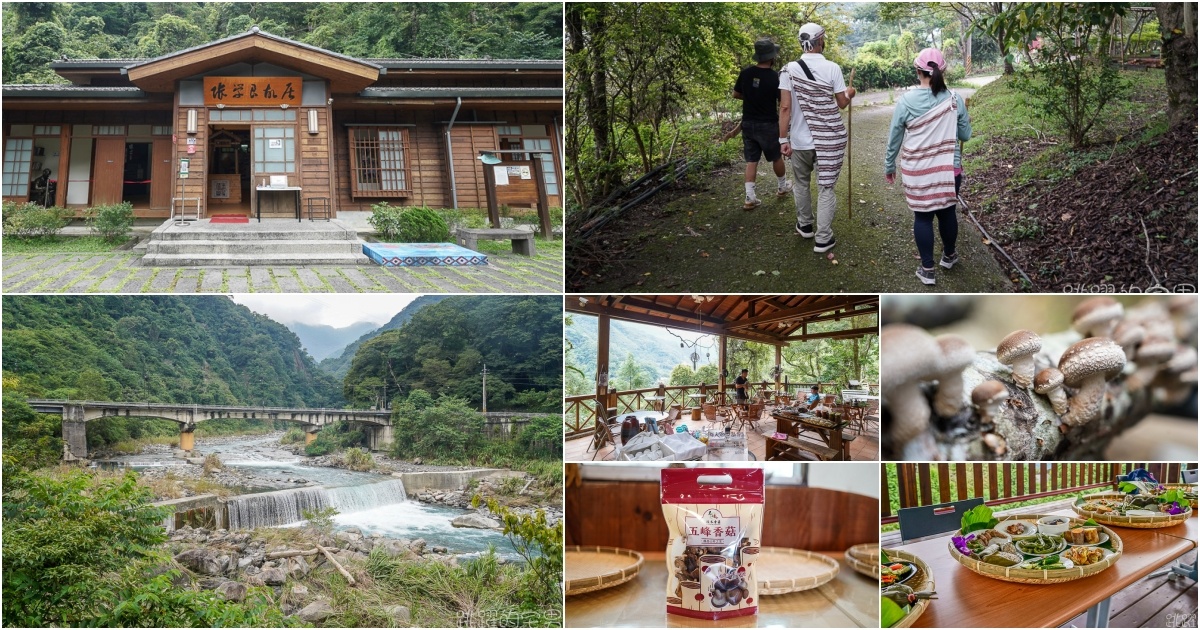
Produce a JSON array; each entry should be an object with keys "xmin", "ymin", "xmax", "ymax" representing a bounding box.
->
[{"xmin": 914, "ymin": 48, "xmax": 947, "ymax": 71}]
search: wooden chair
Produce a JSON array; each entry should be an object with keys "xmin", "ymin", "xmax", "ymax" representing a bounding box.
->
[
  {"xmin": 661, "ymin": 406, "xmax": 681, "ymax": 433},
  {"xmin": 702, "ymin": 403, "xmax": 719, "ymax": 423},
  {"xmin": 897, "ymin": 498, "xmax": 984, "ymax": 543},
  {"xmin": 587, "ymin": 417, "xmax": 620, "ymax": 461},
  {"xmin": 740, "ymin": 403, "xmax": 765, "ymax": 432}
]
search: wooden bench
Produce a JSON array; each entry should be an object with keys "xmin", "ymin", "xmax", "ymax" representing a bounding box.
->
[
  {"xmin": 764, "ymin": 434, "xmax": 840, "ymax": 461},
  {"xmin": 455, "ymin": 228, "xmax": 536, "ymax": 256}
]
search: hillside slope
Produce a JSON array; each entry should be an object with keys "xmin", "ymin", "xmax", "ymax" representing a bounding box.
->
[
  {"xmin": 318, "ymin": 296, "xmax": 450, "ymax": 378},
  {"xmin": 288, "ymin": 321, "xmax": 379, "ymax": 361},
  {"xmin": 2, "ymin": 296, "xmax": 342, "ymax": 407}
]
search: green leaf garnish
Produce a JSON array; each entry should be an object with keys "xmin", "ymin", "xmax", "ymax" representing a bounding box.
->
[{"xmin": 881, "ymin": 597, "xmax": 907, "ymax": 628}]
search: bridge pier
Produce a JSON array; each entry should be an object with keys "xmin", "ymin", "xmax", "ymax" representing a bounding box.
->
[
  {"xmin": 367, "ymin": 424, "xmax": 394, "ymax": 452},
  {"xmin": 305, "ymin": 430, "xmax": 318, "ymax": 445},
  {"xmin": 179, "ymin": 429, "xmax": 195, "ymax": 452},
  {"xmin": 61, "ymin": 404, "xmax": 88, "ymax": 460}
]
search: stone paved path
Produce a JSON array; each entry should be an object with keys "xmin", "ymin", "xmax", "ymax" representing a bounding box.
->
[{"xmin": 2, "ymin": 243, "xmax": 563, "ymax": 294}]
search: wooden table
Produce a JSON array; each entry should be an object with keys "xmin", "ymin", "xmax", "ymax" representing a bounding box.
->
[
  {"xmin": 892, "ymin": 507, "xmax": 1198, "ymax": 628},
  {"xmin": 773, "ymin": 412, "xmax": 846, "ymax": 460},
  {"xmin": 255, "ymin": 185, "xmax": 302, "ymax": 222},
  {"xmin": 645, "ymin": 396, "xmax": 666, "ymax": 412},
  {"xmin": 566, "ymin": 551, "xmax": 877, "ymax": 628}
]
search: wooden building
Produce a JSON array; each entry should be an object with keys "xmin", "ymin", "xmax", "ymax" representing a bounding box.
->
[{"xmin": 2, "ymin": 27, "xmax": 562, "ymax": 219}]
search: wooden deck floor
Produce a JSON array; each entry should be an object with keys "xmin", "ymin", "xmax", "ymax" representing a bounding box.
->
[
  {"xmin": 564, "ymin": 406, "xmax": 879, "ymax": 462},
  {"xmin": 881, "ymin": 499, "xmax": 1198, "ymax": 628}
]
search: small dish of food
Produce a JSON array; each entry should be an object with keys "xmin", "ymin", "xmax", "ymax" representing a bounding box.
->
[
  {"xmin": 1015, "ymin": 533, "xmax": 1066, "ymax": 557},
  {"xmin": 880, "ymin": 561, "xmax": 916, "ymax": 587},
  {"xmin": 1037, "ymin": 516, "xmax": 1072, "ymax": 536},
  {"xmin": 995, "ymin": 520, "xmax": 1038, "ymax": 539},
  {"xmin": 1062, "ymin": 545, "xmax": 1108, "ymax": 566},
  {"xmin": 1064, "ymin": 526, "xmax": 1108, "ymax": 547}
]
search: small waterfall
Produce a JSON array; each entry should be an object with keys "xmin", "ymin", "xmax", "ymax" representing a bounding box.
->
[
  {"xmin": 327, "ymin": 479, "xmax": 407, "ymax": 513},
  {"xmin": 224, "ymin": 479, "xmax": 408, "ymax": 529}
]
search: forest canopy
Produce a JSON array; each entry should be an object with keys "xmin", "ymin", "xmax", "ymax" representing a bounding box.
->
[{"xmin": 2, "ymin": 2, "xmax": 563, "ymax": 83}]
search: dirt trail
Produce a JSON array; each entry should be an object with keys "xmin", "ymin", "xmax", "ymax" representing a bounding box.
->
[{"xmin": 579, "ymin": 89, "xmax": 1013, "ymax": 293}]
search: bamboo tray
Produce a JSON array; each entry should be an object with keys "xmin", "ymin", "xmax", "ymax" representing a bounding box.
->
[
  {"xmin": 565, "ymin": 546, "xmax": 644, "ymax": 596},
  {"xmin": 845, "ymin": 551, "xmax": 880, "ymax": 580},
  {"xmin": 947, "ymin": 514, "xmax": 1123, "ymax": 584},
  {"xmin": 1073, "ymin": 493, "xmax": 1193, "ymax": 528},
  {"xmin": 884, "ymin": 548, "xmax": 934, "ymax": 629},
  {"xmin": 756, "ymin": 547, "xmax": 840, "ymax": 595},
  {"xmin": 847, "ymin": 543, "xmax": 880, "ymax": 565},
  {"xmin": 1160, "ymin": 484, "xmax": 1198, "ymax": 510}
]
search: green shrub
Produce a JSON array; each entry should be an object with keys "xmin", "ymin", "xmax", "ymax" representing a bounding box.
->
[
  {"xmin": 202, "ymin": 453, "xmax": 223, "ymax": 476},
  {"xmin": 369, "ymin": 202, "xmax": 451, "ymax": 242},
  {"xmin": 2, "ymin": 201, "xmax": 71, "ymax": 239},
  {"xmin": 342, "ymin": 446, "xmax": 375, "ymax": 471},
  {"xmin": 301, "ymin": 506, "xmax": 339, "ymax": 535},
  {"xmin": 304, "ymin": 420, "xmax": 367, "ymax": 456},
  {"xmin": 85, "ymin": 201, "xmax": 134, "ymax": 242},
  {"xmin": 280, "ymin": 426, "xmax": 306, "ymax": 444}
]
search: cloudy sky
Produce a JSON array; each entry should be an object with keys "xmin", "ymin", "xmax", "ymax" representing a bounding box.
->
[{"xmin": 231, "ymin": 294, "xmax": 420, "ymax": 328}]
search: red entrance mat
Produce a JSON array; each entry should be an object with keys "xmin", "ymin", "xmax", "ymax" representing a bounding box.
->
[{"xmin": 209, "ymin": 214, "xmax": 249, "ymax": 224}]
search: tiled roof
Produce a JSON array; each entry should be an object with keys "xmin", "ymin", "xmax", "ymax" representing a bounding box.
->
[{"xmin": 2, "ymin": 85, "xmax": 146, "ymax": 97}]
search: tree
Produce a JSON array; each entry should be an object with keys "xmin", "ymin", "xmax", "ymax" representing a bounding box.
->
[
  {"xmin": 1154, "ymin": 3, "xmax": 1198, "ymax": 130},
  {"xmin": 948, "ymin": 2, "xmax": 1018, "ymax": 74},
  {"xmin": 668, "ymin": 364, "xmax": 696, "ymax": 386},
  {"xmin": 614, "ymin": 352, "xmax": 651, "ymax": 390}
]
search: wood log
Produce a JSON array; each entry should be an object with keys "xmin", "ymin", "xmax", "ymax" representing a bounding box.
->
[
  {"xmin": 266, "ymin": 548, "xmax": 320, "ymax": 559},
  {"xmin": 317, "ymin": 545, "xmax": 356, "ymax": 586},
  {"xmin": 886, "ymin": 331, "xmax": 1155, "ymax": 461}
]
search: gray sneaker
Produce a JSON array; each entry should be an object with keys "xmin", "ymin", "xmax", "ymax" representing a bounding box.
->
[
  {"xmin": 940, "ymin": 253, "xmax": 960, "ymax": 269},
  {"xmin": 916, "ymin": 266, "xmax": 936, "ymax": 285}
]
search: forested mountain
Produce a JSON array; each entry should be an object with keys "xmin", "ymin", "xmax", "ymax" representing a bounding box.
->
[
  {"xmin": 3, "ymin": 2, "xmax": 563, "ymax": 84},
  {"xmin": 565, "ymin": 318, "xmax": 713, "ymax": 385},
  {"xmin": 287, "ymin": 321, "xmax": 378, "ymax": 362},
  {"xmin": 343, "ymin": 296, "xmax": 561, "ymax": 412},
  {"xmin": 318, "ymin": 295, "xmax": 449, "ymax": 378},
  {"xmin": 2, "ymin": 296, "xmax": 342, "ymax": 407}
]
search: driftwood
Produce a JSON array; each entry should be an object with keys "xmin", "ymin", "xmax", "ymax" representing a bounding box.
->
[
  {"xmin": 884, "ymin": 330, "xmax": 1157, "ymax": 461},
  {"xmin": 265, "ymin": 546, "xmax": 356, "ymax": 586},
  {"xmin": 318, "ymin": 545, "xmax": 356, "ymax": 586}
]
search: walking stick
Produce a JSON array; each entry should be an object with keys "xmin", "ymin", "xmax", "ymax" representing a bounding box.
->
[{"xmin": 847, "ymin": 68, "xmax": 855, "ymax": 221}]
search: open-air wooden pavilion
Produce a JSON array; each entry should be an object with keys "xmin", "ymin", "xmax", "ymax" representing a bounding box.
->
[{"xmin": 564, "ymin": 294, "xmax": 880, "ymax": 462}]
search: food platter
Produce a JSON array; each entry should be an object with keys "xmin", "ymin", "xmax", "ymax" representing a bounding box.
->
[
  {"xmin": 1073, "ymin": 493, "xmax": 1193, "ymax": 529},
  {"xmin": 948, "ymin": 514, "xmax": 1123, "ymax": 585},
  {"xmin": 993, "ymin": 519, "xmax": 1037, "ymax": 539},
  {"xmin": 755, "ymin": 547, "xmax": 840, "ymax": 595},
  {"xmin": 565, "ymin": 546, "xmax": 645, "ymax": 595},
  {"xmin": 881, "ymin": 549, "xmax": 935, "ymax": 629}
]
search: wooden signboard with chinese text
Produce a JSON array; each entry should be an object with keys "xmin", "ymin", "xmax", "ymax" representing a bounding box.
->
[{"xmin": 203, "ymin": 77, "xmax": 302, "ymax": 107}]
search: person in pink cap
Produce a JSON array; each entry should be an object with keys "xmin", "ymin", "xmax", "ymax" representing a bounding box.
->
[{"xmin": 884, "ymin": 47, "xmax": 972, "ymax": 286}]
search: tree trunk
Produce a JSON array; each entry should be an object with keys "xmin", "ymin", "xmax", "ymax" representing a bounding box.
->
[{"xmin": 1154, "ymin": 2, "xmax": 1199, "ymax": 130}]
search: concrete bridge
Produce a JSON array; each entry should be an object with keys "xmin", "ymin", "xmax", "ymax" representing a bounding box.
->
[{"xmin": 27, "ymin": 400, "xmax": 393, "ymax": 460}]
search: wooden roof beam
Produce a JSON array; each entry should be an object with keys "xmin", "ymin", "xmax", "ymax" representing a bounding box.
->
[{"xmin": 726, "ymin": 296, "xmax": 878, "ymax": 330}]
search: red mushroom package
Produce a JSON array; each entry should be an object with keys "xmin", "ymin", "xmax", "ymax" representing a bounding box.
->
[{"xmin": 661, "ymin": 467, "xmax": 764, "ymax": 620}]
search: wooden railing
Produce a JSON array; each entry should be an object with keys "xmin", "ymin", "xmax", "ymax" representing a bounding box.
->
[
  {"xmin": 881, "ymin": 462, "xmax": 1197, "ymax": 524},
  {"xmin": 564, "ymin": 382, "xmax": 879, "ymax": 437}
]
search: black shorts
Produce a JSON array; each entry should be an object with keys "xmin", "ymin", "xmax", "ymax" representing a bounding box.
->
[{"xmin": 742, "ymin": 120, "xmax": 781, "ymax": 163}]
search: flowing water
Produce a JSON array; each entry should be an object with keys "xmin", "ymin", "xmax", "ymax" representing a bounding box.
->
[{"xmin": 107, "ymin": 434, "xmax": 512, "ymax": 555}]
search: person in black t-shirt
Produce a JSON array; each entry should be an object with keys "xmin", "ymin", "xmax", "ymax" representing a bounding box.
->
[
  {"xmin": 734, "ymin": 369, "xmax": 750, "ymax": 407},
  {"xmin": 733, "ymin": 38, "xmax": 792, "ymax": 210}
]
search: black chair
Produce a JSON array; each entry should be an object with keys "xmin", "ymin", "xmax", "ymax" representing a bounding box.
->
[
  {"xmin": 1182, "ymin": 469, "xmax": 1198, "ymax": 484},
  {"xmin": 898, "ymin": 497, "xmax": 984, "ymax": 543}
]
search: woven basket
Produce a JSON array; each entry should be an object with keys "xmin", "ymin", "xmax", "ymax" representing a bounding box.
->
[
  {"xmin": 1073, "ymin": 493, "xmax": 1193, "ymax": 528},
  {"xmin": 845, "ymin": 551, "xmax": 880, "ymax": 579},
  {"xmin": 756, "ymin": 547, "xmax": 840, "ymax": 595},
  {"xmin": 847, "ymin": 543, "xmax": 880, "ymax": 565},
  {"xmin": 947, "ymin": 514, "xmax": 1123, "ymax": 584},
  {"xmin": 565, "ymin": 546, "xmax": 644, "ymax": 596},
  {"xmin": 1160, "ymin": 484, "xmax": 1198, "ymax": 511},
  {"xmin": 883, "ymin": 548, "xmax": 934, "ymax": 629}
]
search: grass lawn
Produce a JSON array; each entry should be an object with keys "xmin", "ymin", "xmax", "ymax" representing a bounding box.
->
[{"xmin": 3, "ymin": 235, "xmax": 132, "ymax": 253}]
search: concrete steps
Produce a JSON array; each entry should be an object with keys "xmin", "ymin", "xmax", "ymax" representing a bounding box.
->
[{"xmin": 141, "ymin": 219, "xmax": 369, "ymax": 266}]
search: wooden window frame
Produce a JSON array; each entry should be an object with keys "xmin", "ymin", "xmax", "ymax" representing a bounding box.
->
[{"xmin": 348, "ymin": 126, "xmax": 411, "ymax": 198}]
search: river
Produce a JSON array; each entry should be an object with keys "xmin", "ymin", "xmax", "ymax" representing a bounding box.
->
[{"xmin": 99, "ymin": 433, "xmax": 514, "ymax": 557}]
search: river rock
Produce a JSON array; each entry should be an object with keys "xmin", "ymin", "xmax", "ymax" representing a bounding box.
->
[
  {"xmin": 431, "ymin": 545, "xmax": 448, "ymax": 554},
  {"xmin": 409, "ymin": 538, "xmax": 427, "ymax": 553},
  {"xmin": 451, "ymin": 513, "xmax": 501, "ymax": 530},
  {"xmin": 298, "ymin": 600, "xmax": 335, "ymax": 623},
  {"xmin": 175, "ymin": 548, "xmax": 234, "ymax": 575},
  {"xmin": 260, "ymin": 567, "xmax": 288, "ymax": 585},
  {"xmin": 287, "ymin": 556, "xmax": 310, "ymax": 578},
  {"xmin": 376, "ymin": 538, "xmax": 412, "ymax": 558},
  {"xmin": 216, "ymin": 581, "xmax": 247, "ymax": 602},
  {"xmin": 291, "ymin": 584, "xmax": 309, "ymax": 598},
  {"xmin": 385, "ymin": 605, "xmax": 412, "ymax": 623}
]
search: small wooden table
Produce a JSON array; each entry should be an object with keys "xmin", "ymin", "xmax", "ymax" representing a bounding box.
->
[
  {"xmin": 566, "ymin": 551, "xmax": 876, "ymax": 627},
  {"xmin": 645, "ymin": 396, "xmax": 666, "ymax": 412},
  {"xmin": 255, "ymin": 185, "xmax": 302, "ymax": 222},
  {"xmin": 893, "ymin": 507, "xmax": 1198, "ymax": 628},
  {"xmin": 772, "ymin": 412, "xmax": 847, "ymax": 460}
]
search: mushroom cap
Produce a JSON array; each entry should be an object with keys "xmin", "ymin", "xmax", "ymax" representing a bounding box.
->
[
  {"xmin": 1072, "ymin": 297, "xmax": 1124, "ymax": 334},
  {"xmin": 936, "ymin": 334, "xmax": 975, "ymax": 373},
  {"xmin": 971, "ymin": 380, "xmax": 1009, "ymax": 406},
  {"xmin": 881, "ymin": 324, "xmax": 942, "ymax": 385},
  {"xmin": 1033, "ymin": 367, "xmax": 1064, "ymax": 394},
  {"xmin": 1112, "ymin": 320, "xmax": 1145, "ymax": 347},
  {"xmin": 1164, "ymin": 345, "xmax": 1197, "ymax": 374},
  {"xmin": 1058, "ymin": 337, "xmax": 1127, "ymax": 386},
  {"xmin": 996, "ymin": 330, "xmax": 1042, "ymax": 364},
  {"xmin": 1136, "ymin": 334, "xmax": 1176, "ymax": 364}
]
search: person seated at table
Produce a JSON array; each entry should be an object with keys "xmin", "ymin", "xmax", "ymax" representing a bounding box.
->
[{"xmin": 805, "ymin": 385, "xmax": 822, "ymax": 410}]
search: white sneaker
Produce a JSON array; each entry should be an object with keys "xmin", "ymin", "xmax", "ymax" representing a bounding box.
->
[
  {"xmin": 776, "ymin": 180, "xmax": 793, "ymax": 196},
  {"xmin": 743, "ymin": 197, "xmax": 762, "ymax": 210}
]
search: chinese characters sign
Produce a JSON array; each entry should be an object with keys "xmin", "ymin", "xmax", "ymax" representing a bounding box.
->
[{"xmin": 203, "ymin": 77, "xmax": 301, "ymax": 107}]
